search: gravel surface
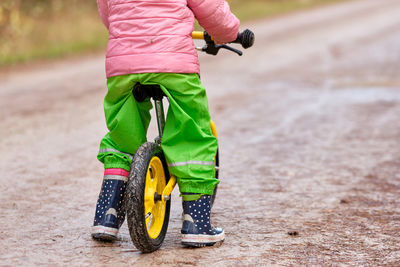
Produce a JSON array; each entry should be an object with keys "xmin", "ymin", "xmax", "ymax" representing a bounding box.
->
[{"xmin": 1, "ymin": 0, "xmax": 400, "ymax": 265}]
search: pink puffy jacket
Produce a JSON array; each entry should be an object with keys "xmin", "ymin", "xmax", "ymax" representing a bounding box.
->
[{"xmin": 97, "ymin": 0, "xmax": 240, "ymax": 77}]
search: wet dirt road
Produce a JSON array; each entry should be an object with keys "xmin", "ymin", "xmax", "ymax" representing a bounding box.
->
[{"xmin": 1, "ymin": 0, "xmax": 400, "ymax": 265}]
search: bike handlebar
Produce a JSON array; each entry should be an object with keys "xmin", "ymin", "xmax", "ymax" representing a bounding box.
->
[
  {"xmin": 233, "ymin": 29, "xmax": 255, "ymax": 49},
  {"xmin": 192, "ymin": 29, "xmax": 255, "ymax": 56}
]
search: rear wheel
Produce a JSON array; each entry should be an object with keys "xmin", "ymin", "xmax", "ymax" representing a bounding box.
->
[{"xmin": 126, "ymin": 142, "xmax": 170, "ymax": 253}]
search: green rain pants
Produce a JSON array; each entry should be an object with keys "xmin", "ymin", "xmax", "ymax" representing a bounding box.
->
[{"xmin": 97, "ymin": 73, "xmax": 219, "ymax": 195}]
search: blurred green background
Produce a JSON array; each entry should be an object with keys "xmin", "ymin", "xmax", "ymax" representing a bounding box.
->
[{"xmin": 0, "ymin": 0, "xmax": 348, "ymax": 67}]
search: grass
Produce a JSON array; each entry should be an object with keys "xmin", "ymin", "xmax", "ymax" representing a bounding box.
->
[
  {"xmin": 0, "ymin": 5, "xmax": 107, "ymax": 67},
  {"xmin": 0, "ymin": 0, "xmax": 350, "ymax": 67},
  {"xmin": 228, "ymin": 0, "xmax": 351, "ymax": 21}
]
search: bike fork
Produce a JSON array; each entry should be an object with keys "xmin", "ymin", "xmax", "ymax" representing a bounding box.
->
[{"xmin": 153, "ymin": 98, "xmax": 177, "ymax": 199}]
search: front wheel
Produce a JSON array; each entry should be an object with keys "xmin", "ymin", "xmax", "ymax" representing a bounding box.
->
[{"xmin": 126, "ymin": 142, "xmax": 170, "ymax": 253}]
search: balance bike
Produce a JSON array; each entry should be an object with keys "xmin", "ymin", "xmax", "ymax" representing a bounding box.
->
[{"xmin": 125, "ymin": 29, "xmax": 255, "ymax": 253}]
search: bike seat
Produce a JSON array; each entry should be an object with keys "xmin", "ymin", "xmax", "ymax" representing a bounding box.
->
[{"xmin": 133, "ymin": 83, "xmax": 166, "ymax": 102}]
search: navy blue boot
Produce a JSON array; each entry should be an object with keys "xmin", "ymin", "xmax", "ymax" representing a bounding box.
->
[
  {"xmin": 181, "ymin": 194, "xmax": 225, "ymax": 247},
  {"xmin": 91, "ymin": 168, "xmax": 128, "ymax": 241}
]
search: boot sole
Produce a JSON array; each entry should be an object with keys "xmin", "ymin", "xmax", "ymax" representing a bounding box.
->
[
  {"xmin": 91, "ymin": 225, "xmax": 118, "ymax": 241},
  {"xmin": 181, "ymin": 232, "xmax": 225, "ymax": 247}
]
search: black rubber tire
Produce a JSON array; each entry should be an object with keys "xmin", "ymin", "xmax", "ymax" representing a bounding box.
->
[{"xmin": 125, "ymin": 142, "xmax": 171, "ymax": 253}]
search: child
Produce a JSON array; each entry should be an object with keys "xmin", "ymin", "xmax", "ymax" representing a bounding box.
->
[{"xmin": 92, "ymin": 0, "xmax": 240, "ymax": 247}]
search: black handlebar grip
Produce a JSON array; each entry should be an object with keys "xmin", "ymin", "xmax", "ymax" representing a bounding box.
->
[{"xmin": 235, "ymin": 29, "xmax": 255, "ymax": 49}]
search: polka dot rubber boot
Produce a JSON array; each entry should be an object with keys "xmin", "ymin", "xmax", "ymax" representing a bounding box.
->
[
  {"xmin": 91, "ymin": 168, "xmax": 128, "ymax": 241},
  {"xmin": 181, "ymin": 194, "xmax": 225, "ymax": 247}
]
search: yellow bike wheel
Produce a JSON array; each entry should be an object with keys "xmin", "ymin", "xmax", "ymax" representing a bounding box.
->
[
  {"xmin": 144, "ymin": 156, "xmax": 167, "ymax": 239},
  {"xmin": 126, "ymin": 142, "xmax": 171, "ymax": 253}
]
